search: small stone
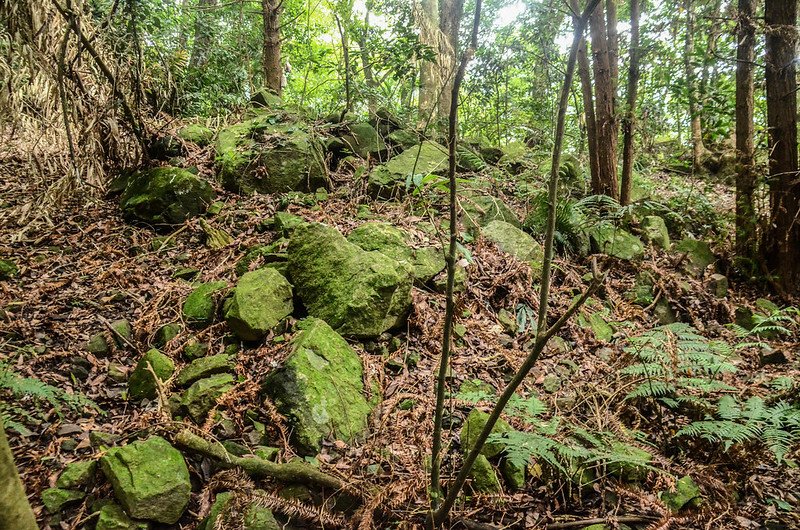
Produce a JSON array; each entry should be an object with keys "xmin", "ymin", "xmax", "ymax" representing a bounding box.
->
[
  {"xmin": 460, "ymin": 409, "xmax": 513, "ymax": 459},
  {"xmin": 203, "ymin": 491, "xmax": 280, "ymax": 530},
  {"xmin": 107, "ymin": 362, "xmax": 128, "ymax": 383},
  {"xmin": 501, "ymin": 457, "xmax": 526, "ymax": 490},
  {"xmin": 128, "ymin": 349, "xmax": 175, "ymax": 401},
  {"xmin": 641, "ymin": 215, "xmax": 671, "ymax": 249},
  {"xmin": 95, "ymin": 503, "xmax": 150, "ymax": 530},
  {"xmin": 183, "ymin": 281, "xmax": 228, "ymax": 327},
  {"xmin": 56, "ymin": 460, "xmax": 97, "ymax": 489},
  {"xmin": 674, "ymin": 239, "xmax": 716, "ymax": 277},
  {"xmin": 589, "ymin": 223, "xmax": 645, "ymax": 261},
  {"xmin": 110, "ymin": 319, "xmax": 133, "ymax": 348},
  {"xmin": 172, "ymin": 267, "xmax": 199, "ymax": 281},
  {"xmin": 100, "ymin": 436, "xmax": 191, "ymax": 524},
  {"xmin": 661, "ymin": 475, "xmax": 702, "ymax": 512},
  {"xmin": 542, "ymin": 375, "xmax": 561, "ymax": 393},
  {"xmin": 254, "ymin": 446, "xmax": 280, "ymax": 461},
  {"xmin": 154, "ymin": 322, "xmax": 181, "ymax": 347},
  {"xmin": 469, "ymin": 454, "xmax": 502, "ymax": 493},
  {"xmin": 41, "ymin": 487, "xmax": 84, "ymax": 513},
  {"xmin": 181, "ymin": 374, "xmax": 235, "ymax": 422},
  {"xmin": 223, "ymin": 268, "xmax": 293, "ymax": 341},
  {"xmin": 183, "ymin": 338, "xmax": 209, "ymax": 360},
  {"xmin": 90, "ymin": 431, "xmax": 118, "ymax": 449},
  {"xmin": 708, "ymin": 273, "xmax": 728, "ymax": 298},
  {"xmin": 482, "ymin": 220, "xmax": 544, "ymax": 280},
  {"xmin": 86, "ymin": 333, "xmax": 111, "ymax": 355},
  {"xmin": 175, "ymin": 354, "xmax": 234, "ymax": 387}
]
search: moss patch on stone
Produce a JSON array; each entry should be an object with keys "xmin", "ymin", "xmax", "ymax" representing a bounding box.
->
[
  {"xmin": 223, "ymin": 268, "xmax": 293, "ymax": 341},
  {"xmin": 119, "ymin": 167, "xmax": 214, "ymax": 224}
]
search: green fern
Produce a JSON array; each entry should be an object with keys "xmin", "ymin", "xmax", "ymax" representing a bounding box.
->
[
  {"xmin": 728, "ymin": 305, "xmax": 799, "ymax": 350},
  {"xmin": 524, "ymin": 192, "xmax": 588, "ymax": 255},
  {"xmin": 621, "ymin": 323, "xmax": 737, "ymax": 408},
  {"xmin": 0, "ymin": 361, "xmax": 99, "ymax": 433}
]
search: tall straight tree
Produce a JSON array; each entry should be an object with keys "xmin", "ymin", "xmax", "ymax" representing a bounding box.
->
[
  {"xmin": 620, "ymin": 0, "xmax": 641, "ymax": 206},
  {"xmin": 437, "ymin": 0, "xmax": 464, "ymax": 117},
  {"xmin": 735, "ymin": 0, "xmax": 757, "ymax": 262},
  {"xmin": 417, "ymin": 0, "xmax": 441, "ymax": 122},
  {"xmin": 189, "ymin": 0, "xmax": 217, "ymax": 69},
  {"xmin": 572, "ymin": 0, "xmax": 600, "ymax": 192},
  {"xmin": 684, "ymin": 0, "xmax": 706, "ymax": 167},
  {"xmin": 589, "ymin": 0, "xmax": 619, "ymax": 199},
  {"xmin": 764, "ymin": 0, "xmax": 800, "ymax": 294},
  {"xmin": 262, "ymin": 0, "xmax": 283, "ymax": 95}
]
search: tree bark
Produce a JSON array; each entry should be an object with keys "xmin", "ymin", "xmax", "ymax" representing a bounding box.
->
[
  {"xmin": 589, "ymin": 0, "xmax": 619, "ymax": 199},
  {"xmin": 418, "ymin": 0, "xmax": 440, "ymax": 123},
  {"xmin": 764, "ymin": 0, "xmax": 800, "ymax": 294},
  {"xmin": 684, "ymin": 0, "xmax": 705, "ymax": 167},
  {"xmin": 605, "ymin": 0, "xmax": 619, "ymax": 101},
  {"xmin": 620, "ymin": 0, "xmax": 641, "ymax": 206},
  {"xmin": 0, "ymin": 422, "xmax": 38, "ymax": 530},
  {"xmin": 189, "ymin": 0, "xmax": 217, "ymax": 69},
  {"xmin": 735, "ymin": 0, "xmax": 757, "ymax": 261},
  {"xmin": 358, "ymin": 1, "xmax": 378, "ymax": 115},
  {"xmin": 437, "ymin": 0, "xmax": 464, "ymax": 118},
  {"xmin": 262, "ymin": 0, "xmax": 283, "ymax": 95},
  {"xmin": 572, "ymin": 0, "xmax": 600, "ymax": 192}
]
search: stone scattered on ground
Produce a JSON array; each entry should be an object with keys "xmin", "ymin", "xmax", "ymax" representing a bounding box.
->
[
  {"xmin": 41, "ymin": 487, "xmax": 85, "ymax": 513},
  {"xmin": 640, "ymin": 215, "xmax": 671, "ymax": 249},
  {"xmin": 119, "ymin": 167, "xmax": 214, "ymax": 224},
  {"xmin": 95, "ymin": 502, "xmax": 151, "ymax": 530},
  {"xmin": 589, "ymin": 223, "xmax": 645, "ymax": 261},
  {"xmin": 100, "ymin": 436, "xmax": 191, "ymax": 524},
  {"xmin": 181, "ymin": 373, "xmax": 236, "ymax": 421},
  {"xmin": 265, "ymin": 318, "xmax": 371, "ymax": 454},
  {"xmin": 223, "ymin": 268, "xmax": 293, "ymax": 341},
  {"xmin": 200, "ymin": 491, "xmax": 280, "ymax": 530},
  {"xmin": 182, "ymin": 281, "xmax": 228, "ymax": 327},
  {"xmin": 661, "ymin": 475, "xmax": 703, "ymax": 512},
  {"xmin": 127, "ymin": 349, "xmax": 175, "ymax": 401},
  {"xmin": 368, "ymin": 141, "xmax": 448, "ymax": 198},
  {"xmin": 175, "ymin": 354, "xmax": 235, "ymax": 387},
  {"xmin": 56, "ymin": 460, "xmax": 96, "ymax": 489},
  {"xmin": 481, "ymin": 220, "xmax": 544, "ymax": 280},
  {"xmin": 674, "ymin": 239, "xmax": 715, "ymax": 277},
  {"xmin": 287, "ymin": 223, "xmax": 413, "ymax": 338}
]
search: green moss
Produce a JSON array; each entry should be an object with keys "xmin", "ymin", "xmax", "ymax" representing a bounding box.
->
[
  {"xmin": 41, "ymin": 488, "xmax": 84, "ymax": 513},
  {"xmin": 181, "ymin": 374, "xmax": 235, "ymax": 421},
  {"xmin": 674, "ymin": 239, "xmax": 715, "ymax": 277},
  {"xmin": 175, "ymin": 354, "xmax": 234, "ymax": 387},
  {"xmin": 119, "ymin": 167, "xmax": 214, "ymax": 224},
  {"xmin": 215, "ymin": 113, "xmax": 327, "ymax": 194},
  {"xmin": 589, "ymin": 223, "xmax": 645, "ymax": 261},
  {"xmin": 177, "ymin": 124, "xmax": 214, "ymax": 146},
  {"xmin": 641, "ymin": 215, "xmax": 671, "ymax": 249},
  {"xmin": 367, "ymin": 141, "xmax": 448, "ymax": 198},
  {"xmin": 154, "ymin": 322, "xmax": 181, "ymax": 347},
  {"xmin": 265, "ymin": 318, "xmax": 371, "ymax": 454},
  {"xmin": 661, "ymin": 475, "xmax": 702, "ymax": 512},
  {"xmin": 95, "ymin": 503, "xmax": 150, "ymax": 530},
  {"xmin": 341, "ymin": 122, "xmax": 386, "ymax": 158},
  {"xmin": 470, "ymin": 454, "xmax": 502, "ymax": 493},
  {"xmin": 0, "ymin": 259, "xmax": 19, "ymax": 279},
  {"xmin": 110, "ymin": 319, "xmax": 133, "ymax": 348},
  {"xmin": 182, "ymin": 281, "xmax": 228, "ymax": 326},
  {"xmin": 203, "ymin": 491, "xmax": 279, "ymax": 530},
  {"xmin": 100, "ymin": 436, "xmax": 190, "ymax": 524},
  {"xmin": 481, "ymin": 220, "xmax": 544, "ymax": 280},
  {"xmin": 128, "ymin": 349, "xmax": 175, "ymax": 401},
  {"xmin": 86, "ymin": 332, "xmax": 111, "ymax": 355},
  {"xmin": 56, "ymin": 460, "xmax": 96, "ymax": 489},
  {"xmin": 461, "ymin": 195, "xmax": 521, "ymax": 233},
  {"xmin": 460, "ymin": 408, "xmax": 513, "ymax": 459},
  {"xmin": 287, "ymin": 223, "xmax": 413, "ymax": 338},
  {"xmin": 223, "ymin": 268, "xmax": 293, "ymax": 341}
]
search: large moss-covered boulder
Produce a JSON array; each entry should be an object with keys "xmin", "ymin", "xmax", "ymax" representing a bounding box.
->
[
  {"xmin": 177, "ymin": 124, "xmax": 214, "ymax": 146},
  {"xmin": 462, "ymin": 194, "xmax": 521, "ymax": 232},
  {"xmin": 368, "ymin": 141, "xmax": 448, "ymax": 198},
  {"xmin": 128, "ymin": 349, "xmax": 175, "ymax": 401},
  {"xmin": 216, "ymin": 112, "xmax": 327, "ymax": 194},
  {"xmin": 201, "ymin": 491, "xmax": 279, "ymax": 530},
  {"xmin": 100, "ymin": 436, "xmax": 190, "ymax": 524},
  {"xmin": 347, "ymin": 222, "xmax": 445, "ymax": 285},
  {"xmin": 287, "ymin": 223, "xmax": 413, "ymax": 338},
  {"xmin": 641, "ymin": 215, "xmax": 671, "ymax": 249},
  {"xmin": 264, "ymin": 318, "xmax": 371, "ymax": 454},
  {"xmin": 223, "ymin": 268, "xmax": 293, "ymax": 341},
  {"xmin": 481, "ymin": 220, "xmax": 544, "ymax": 280},
  {"xmin": 119, "ymin": 167, "xmax": 214, "ymax": 224},
  {"xmin": 182, "ymin": 373, "xmax": 235, "ymax": 421},
  {"xmin": 340, "ymin": 122, "xmax": 386, "ymax": 158},
  {"xmin": 589, "ymin": 223, "xmax": 645, "ymax": 261},
  {"xmin": 674, "ymin": 239, "xmax": 715, "ymax": 277},
  {"xmin": 182, "ymin": 281, "xmax": 228, "ymax": 327}
]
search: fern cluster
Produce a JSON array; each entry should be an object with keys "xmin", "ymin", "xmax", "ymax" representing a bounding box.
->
[{"xmin": 0, "ymin": 361, "xmax": 98, "ymax": 434}]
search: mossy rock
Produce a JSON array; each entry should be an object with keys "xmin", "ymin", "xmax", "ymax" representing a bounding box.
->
[
  {"xmin": 119, "ymin": 167, "xmax": 214, "ymax": 224},
  {"xmin": 287, "ymin": 223, "xmax": 413, "ymax": 338},
  {"xmin": 460, "ymin": 408, "xmax": 513, "ymax": 459},
  {"xmin": 56, "ymin": 460, "xmax": 97, "ymax": 489},
  {"xmin": 95, "ymin": 503, "xmax": 150, "ymax": 530},
  {"xmin": 461, "ymin": 194, "xmax": 521, "ymax": 233},
  {"xmin": 661, "ymin": 475, "xmax": 703, "ymax": 512},
  {"xmin": 387, "ymin": 129, "xmax": 419, "ymax": 149},
  {"xmin": 579, "ymin": 311, "xmax": 613, "ymax": 342},
  {"xmin": 641, "ymin": 215, "xmax": 671, "ymax": 249},
  {"xmin": 0, "ymin": 259, "xmax": 19, "ymax": 280},
  {"xmin": 182, "ymin": 281, "xmax": 228, "ymax": 327},
  {"xmin": 234, "ymin": 242, "xmax": 287, "ymax": 277},
  {"xmin": 128, "ymin": 349, "xmax": 175, "ymax": 401},
  {"xmin": 341, "ymin": 122, "xmax": 386, "ymax": 158},
  {"xmin": 42, "ymin": 487, "xmax": 84, "ymax": 513},
  {"xmin": 501, "ymin": 457, "xmax": 526, "ymax": 490},
  {"xmin": 110, "ymin": 319, "xmax": 133, "ymax": 348},
  {"xmin": 481, "ymin": 220, "xmax": 544, "ymax": 280},
  {"xmin": 200, "ymin": 491, "xmax": 279, "ymax": 530},
  {"xmin": 175, "ymin": 354, "xmax": 234, "ymax": 387},
  {"xmin": 367, "ymin": 141, "xmax": 448, "ymax": 198},
  {"xmin": 154, "ymin": 322, "xmax": 181, "ymax": 347},
  {"xmin": 589, "ymin": 223, "xmax": 645, "ymax": 261},
  {"xmin": 628, "ymin": 271, "xmax": 656, "ymax": 306},
  {"xmin": 223, "ymin": 268, "xmax": 293, "ymax": 341},
  {"xmin": 181, "ymin": 374, "xmax": 235, "ymax": 422},
  {"xmin": 264, "ymin": 318, "xmax": 371, "ymax": 454},
  {"xmin": 470, "ymin": 454, "xmax": 502, "ymax": 493},
  {"xmin": 177, "ymin": 124, "xmax": 215, "ymax": 146},
  {"xmin": 100, "ymin": 436, "xmax": 190, "ymax": 524},
  {"xmin": 270, "ymin": 212, "xmax": 306, "ymax": 237},
  {"xmin": 216, "ymin": 112, "xmax": 328, "ymax": 194},
  {"xmin": 86, "ymin": 332, "xmax": 111, "ymax": 355},
  {"xmin": 674, "ymin": 239, "xmax": 715, "ymax": 277}
]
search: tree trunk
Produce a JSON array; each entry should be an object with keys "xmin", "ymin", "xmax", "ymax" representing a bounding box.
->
[
  {"xmin": 764, "ymin": 0, "xmax": 800, "ymax": 294},
  {"xmin": 0, "ymin": 422, "xmax": 38, "ymax": 530},
  {"xmin": 262, "ymin": 0, "xmax": 283, "ymax": 95},
  {"xmin": 437, "ymin": 0, "xmax": 464, "ymax": 118},
  {"xmin": 735, "ymin": 0, "xmax": 757, "ymax": 262},
  {"xmin": 418, "ymin": 0, "xmax": 441, "ymax": 123},
  {"xmin": 589, "ymin": 0, "xmax": 619, "ymax": 199},
  {"xmin": 605, "ymin": 0, "xmax": 619, "ymax": 100},
  {"xmin": 189, "ymin": 0, "xmax": 217, "ymax": 69},
  {"xmin": 684, "ymin": 0, "xmax": 705, "ymax": 167},
  {"xmin": 620, "ymin": 0, "xmax": 641, "ymax": 206},
  {"xmin": 572, "ymin": 0, "xmax": 600, "ymax": 192},
  {"xmin": 358, "ymin": 2, "xmax": 378, "ymax": 115}
]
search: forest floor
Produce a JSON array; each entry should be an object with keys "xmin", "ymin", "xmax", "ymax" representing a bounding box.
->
[{"xmin": 1, "ymin": 145, "xmax": 799, "ymax": 530}]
